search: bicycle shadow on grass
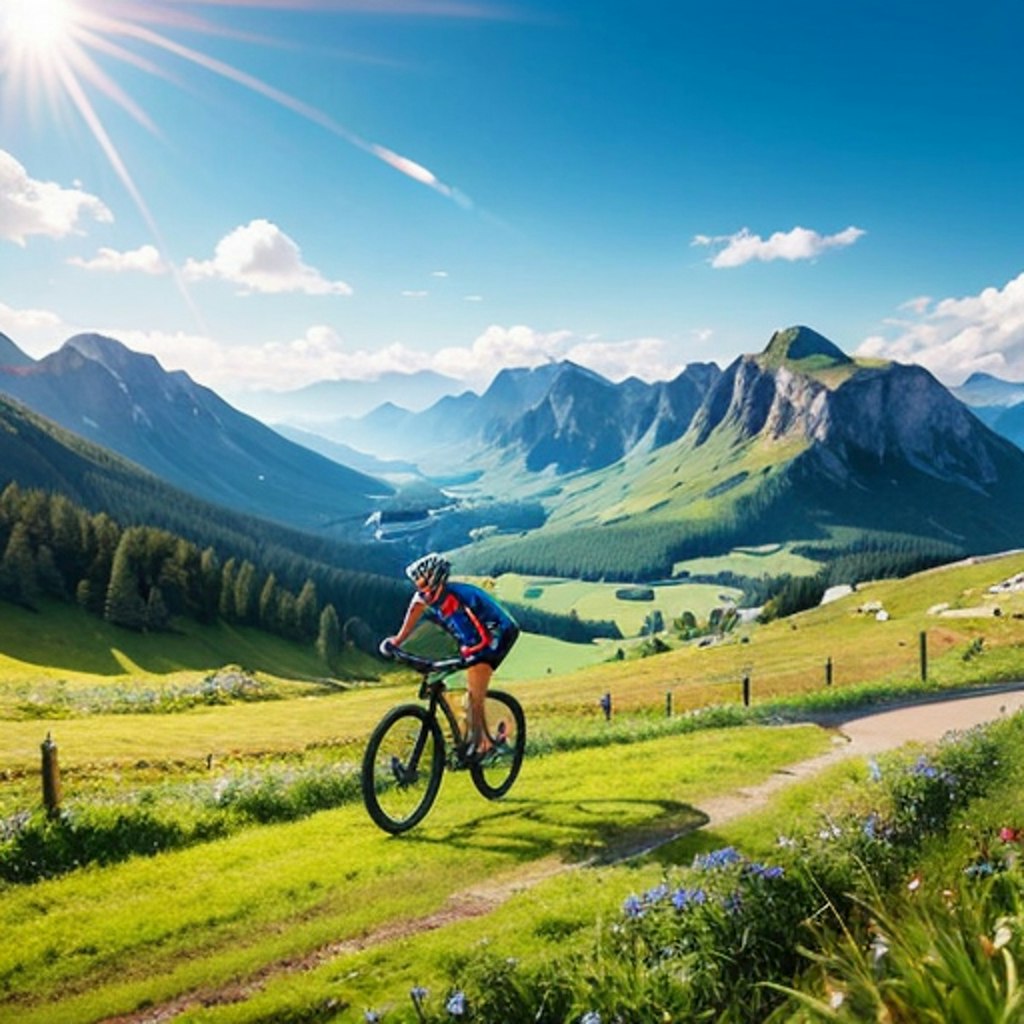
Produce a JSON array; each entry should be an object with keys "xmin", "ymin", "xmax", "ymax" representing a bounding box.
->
[{"xmin": 396, "ymin": 794, "xmax": 711, "ymax": 868}]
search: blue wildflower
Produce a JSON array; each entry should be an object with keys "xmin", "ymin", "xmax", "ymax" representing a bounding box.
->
[
  {"xmin": 693, "ymin": 846, "xmax": 742, "ymax": 871},
  {"xmin": 622, "ymin": 894, "xmax": 644, "ymax": 918},
  {"xmin": 747, "ymin": 862, "xmax": 784, "ymax": 880},
  {"xmin": 410, "ymin": 986, "xmax": 429, "ymax": 1003},
  {"xmin": 868, "ymin": 758, "xmax": 883, "ymax": 783},
  {"xmin": 644, "ymin": 882, "xmax": 670, "ymax": 904},
  {"xmin": 446, "ymin": 991, "xmax": 467, "ymax": 1017},
  {"xmin": 580, "ymin": 1013, "xmax": 602, "ymax": 1024},
  {"xmin": 364, "ymin": 1012, "xmax": 382, "ymax": 1024}
]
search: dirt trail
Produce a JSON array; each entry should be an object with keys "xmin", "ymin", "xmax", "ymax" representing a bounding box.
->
[{"xmin": 102, "ymin": 683, "xmax": 1024, "ymax": 1024}]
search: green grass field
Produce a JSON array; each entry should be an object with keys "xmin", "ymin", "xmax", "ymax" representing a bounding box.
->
[
  {"xmin": 492, "ymin": 572, "xmax": 742, "ymax": 636},
  {"xmin": 672, "ymin": 542, "xmax": 823, "ymax": 579},
  {"xmin": 4, "ymin": 552, "xmax": 1024, "ymax": 1021}
]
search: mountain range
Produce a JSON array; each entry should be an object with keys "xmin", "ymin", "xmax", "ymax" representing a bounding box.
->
[
  {"xmin": 452, "ymin": 327, "xmax": 1024, "ymax": 579},
  {"xmin": 319, "ymin": 359, "xmax": 722, "ymax": 478},
  {"xmin": 0, "ymin": 333, "xmax": 390, "ymax": 534},
  {"xmin": 231, "ymin": 369, "xmax": 464, "ymax": 424},
  {"xmin": 4, "ymin": 325, "xmax": 1024, "ymax": 584}
]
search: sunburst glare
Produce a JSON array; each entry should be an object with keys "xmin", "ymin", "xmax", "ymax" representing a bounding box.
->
[
  {"xmin": 4, "ymin": 0, "xmax": 76, "ymax": 55},
  {"xmin": 0, "ymin": 0, "xmax": 471, "ymax": 321}
]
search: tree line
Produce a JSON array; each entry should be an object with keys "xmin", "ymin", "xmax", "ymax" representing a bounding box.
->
[{"xmin": 0, "ymin": 483, "xmax": 408, "ymax": 652}]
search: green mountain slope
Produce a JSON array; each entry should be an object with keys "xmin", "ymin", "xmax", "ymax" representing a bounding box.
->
[
  {"xmin": 455, "ymin": 327, "xmax": 1024, "ymax": 580},
  {"xmin": 0, "ymin": 393, "xmax": 407, "ymax": 623}
]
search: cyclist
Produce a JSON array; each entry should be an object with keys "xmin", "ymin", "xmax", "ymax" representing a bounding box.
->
[{"xmin": 382, "ymin": 553, "xmax": 519, "ymax": 762}]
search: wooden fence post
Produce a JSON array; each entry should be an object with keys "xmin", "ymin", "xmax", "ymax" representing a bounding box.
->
[
  {"xmin": 41, "ymin": 732, "xmax": 62, "ymax": 818},
  {"xmin": 825, "ymin": 657, "xmax": 833, "ymax": 687},
  {"xmin": 665, "ymin": 691, "xmax": 673, "ymax": 718},
  {"xmin": 919, "ymin": 631, "xmax": 928, "ymax": 682},
  {"xmin": 599, "ymin": 691, "xmax": 612, "ymax": 722},
  {"xmin": 742, "ymin": 674, "xmax": 751, "ymax": 707}
]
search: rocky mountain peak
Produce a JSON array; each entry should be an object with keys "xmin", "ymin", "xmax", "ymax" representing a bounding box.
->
[{"xmin": 760, "ymin": 325, "xmax": 852, "ymax": 370}]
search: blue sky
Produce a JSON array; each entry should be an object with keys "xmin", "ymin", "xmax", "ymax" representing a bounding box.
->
[{"xmin": 1, "ymin": 0, "xmax": 1023, "ymax": 403}]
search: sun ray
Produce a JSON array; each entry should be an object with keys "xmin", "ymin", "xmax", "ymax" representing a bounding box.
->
[{"xmin": 1, "ymin": 0, "xmax": 486, "ymax": 325}]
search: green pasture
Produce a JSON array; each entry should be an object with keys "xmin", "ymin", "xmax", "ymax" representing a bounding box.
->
[
  {"xmin": 3, "ymin": 552, "xmax": 1024, "ymax": 1021},
  {"xmin": 672, "ymin": 542, "xmax": 823, "ymax": 580},
  {"xmin": 0, "ymin": 724, "xmax": 831, "ymax": 1023},
  {"xmin": 128, "ymin": 711, "xmax": 1024, "ymax": 1024},
  {"xmin": 0, "ymin": 599, "xmax": 357, "ymax": 689},
  {"xmin": 493, "ymin": 573, "xmax": 742, "ymax": 637}
]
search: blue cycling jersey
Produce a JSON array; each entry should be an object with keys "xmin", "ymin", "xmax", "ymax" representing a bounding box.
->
[{"xmin": 419, "ymin": 581, "xmax": 518, "ymax": 658}]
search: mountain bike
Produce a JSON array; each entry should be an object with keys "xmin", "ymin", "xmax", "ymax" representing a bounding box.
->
[{"xmin": 361, "ymin": 644, "xmax": 527, "ymax": 834}]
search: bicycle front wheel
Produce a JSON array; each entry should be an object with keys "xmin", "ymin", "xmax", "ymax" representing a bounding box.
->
[
  {"xmin": 471, "ymin": 690, "xmax": 526, "ymax": 800},
  {"xmin": 362, "ymin": 704, "xmax": 445, "ymax": 834}
]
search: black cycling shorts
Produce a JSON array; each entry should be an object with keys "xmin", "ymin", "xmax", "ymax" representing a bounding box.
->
[{"xmin": 465, "ymin": 624, "xmax": 520, "ymax": 669}]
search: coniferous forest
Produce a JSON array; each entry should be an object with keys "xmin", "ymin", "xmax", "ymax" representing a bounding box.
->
[{"xmin": 0, "ymin": 482, "xmax": 408, "ymax": 645}]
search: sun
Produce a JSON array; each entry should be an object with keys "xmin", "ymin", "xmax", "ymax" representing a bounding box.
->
[{"xmin": 3, "ymin": 0, "xmax": 76, "ymax": 56}]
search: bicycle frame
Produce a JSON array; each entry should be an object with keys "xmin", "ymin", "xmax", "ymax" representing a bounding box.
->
[{"xmin": 362, "ymin": 643, "xmax": 526, "ymax": 833}]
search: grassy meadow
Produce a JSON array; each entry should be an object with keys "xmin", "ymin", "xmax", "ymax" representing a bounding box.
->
[
  {"xmin": 2, "ymin": 551, "xmax": 1024, "ymax": 1021},
  {"xmin": 491, "ymin": 572, "xmax": 743, "ymax": 637}
]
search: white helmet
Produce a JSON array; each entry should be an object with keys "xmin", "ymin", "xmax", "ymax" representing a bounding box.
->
[{"xmin": 405, "ymin": 552, "xmax": 450, "ymax": 596}]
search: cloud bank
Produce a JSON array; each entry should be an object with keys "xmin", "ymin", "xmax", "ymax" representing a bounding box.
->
[
  {"xmin": 693, "ymin": 225, "xmax": 865, "ymax": 268},
  {"xmin": 0, "ymin": 150, "xmax": 112, "ymax": 245},
  {"xmin": 858, "ymin": 270, "xmax": 1024, "ymax": 384}
]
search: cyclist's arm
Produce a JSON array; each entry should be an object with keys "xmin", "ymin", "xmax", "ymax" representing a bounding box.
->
[{"xmin": 387, "ymin": 594, "xmax": 428, "ymax": 648}]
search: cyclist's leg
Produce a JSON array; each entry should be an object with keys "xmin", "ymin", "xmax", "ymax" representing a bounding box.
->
[{"xmin": 465, "ymin": 660, "xmax": 494, "ymax": 755}]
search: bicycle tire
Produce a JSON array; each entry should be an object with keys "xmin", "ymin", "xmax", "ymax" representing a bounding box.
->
[
  {"xmin": 470, "ymin": 690, "xmax": 526, "ymax": 800},
  {"xmin": 362, "ymin": 704, "xmax": 445, "ymax": 834}
]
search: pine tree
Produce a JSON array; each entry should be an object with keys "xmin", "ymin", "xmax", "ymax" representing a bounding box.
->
[
  {"xmin": 105, "ymin": 531, "xmax": 147, "ymax": 630},
  {"xmin": 234, "ymin": 560, "xmax": 258, "ymax": 624},
  {"xmin": 258, "ymin": 572, "xmax": 279, "ymax": 628},
  {"xmin": 316, "ymin": 603, "xmax": 341, "ymax": 669},
  {"xmin": 0, "ymin": 522, "xmax": 39, "ymax": 607},
  {"xmin": 219, "ymin": 557, "xmax": 237, "ymax": 621},
  {"xmin": 296, "ymin": 579, "xmax": 319, "ymax": 640},
  {"xmin": 198, "ymin": 547, "xmax": 220, "ymax": 623},
  {"xmin": 146, "ymin": 586, "xmax": 170, "ymax": 631}
]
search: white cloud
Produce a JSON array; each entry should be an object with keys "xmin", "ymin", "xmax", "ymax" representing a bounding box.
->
[
  {"xmin": 182, "ymin": 219, "xmax": 352, "ymax": 295},
  {"xmin": 463, "ymin": 294, "xmax": 483, "ymax": 302},
  {"xmin": 111, "ymin": 324, "xmax": 437, "ymax": 393},
  {"xmin": 855, "ymin": 270, "xmax": 1024, "ymax": 384},
  {"xmin": 692, "ymin": 225, "xmax": 866, "ymax": 268},
  {"xmin": 563, "ymin": 337, "xmax": 684, "ymax": 383},
  {"xmin": 430, "ymin": 326, "xmax": 685, "ymax": 387},
  {"xmin": 0, "ymin": 301, "xmax": 67, "ymax": 358},
  {"xmin": 401, "ymin": 290, "xmax": 428, "ymax": 299},
  {"xmin": 68, "ymin": 244, "xmax": 167, "ymax": 275},
  {"xmin": 0, "ymin": 150, "xmax": 112, "ymax": 245},
  {"xmin": 430, "ymin": 270, "xmax": 449, "ymax": 278}
]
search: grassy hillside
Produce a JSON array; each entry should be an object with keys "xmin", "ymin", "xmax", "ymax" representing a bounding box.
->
[{"xmin": 3, "ymin": 553, "xmax": 1024, "ymax": 1020}]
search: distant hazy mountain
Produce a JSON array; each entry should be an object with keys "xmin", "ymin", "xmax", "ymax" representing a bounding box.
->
[
  {"xmin": 0, "ymin": 391, "xmax": 402, "ymax": 579},
  {"xmin": 951, "ymin": 371, "xmax": 1024, "ymax": 409},
  {"xmin": 321, "ymin": 359, "xmax": 722, "ymax": 477},
  {"xmin": 0, "ymin": 333, "xmax": 392, "ymax": 534},
  {"xmin": 271, "ymin": 423, "xmax": 421, "ymax": 478},
  {"xmin": 949, "ymin": 371, "xmax": 1024, "ymax": 448},
  {"xmin": 233, "ymin": 369, "xmax": 465, "ymax": 424},
  {"xmin": 0, "ymin": 331, "xmax": 34, "ymax": 368},
  {"xmin": 456, "ymin": 326, "xmax": 1024, "ymax": 579}
]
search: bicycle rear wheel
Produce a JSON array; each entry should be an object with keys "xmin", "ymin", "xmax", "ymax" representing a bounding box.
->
[
  {"xmin": 471, "ymin": 690, "xmax": 526, "ymax": 800},
  {"xmin": 362, "ymin": 704, "xmax": 445, "ymax": 834}
]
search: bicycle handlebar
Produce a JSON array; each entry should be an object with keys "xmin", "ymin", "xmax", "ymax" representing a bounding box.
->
[{"xmin": 379, "ymin": 640, "xmax": 465, "ymax": 675}]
